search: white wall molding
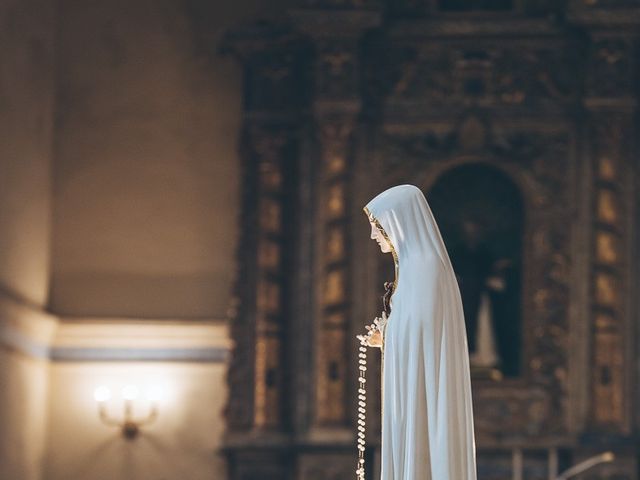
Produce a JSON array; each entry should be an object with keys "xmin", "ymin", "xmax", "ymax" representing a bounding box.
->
[
  {"xmin": 52, "ymin": 318, "xmax": 230, "ymax": 362},
  {"xmin": 0, "ymin": 291, "xmax": 230, "ymax": 363},
  {"xmin": 0, "ymin": 290, "xmax": 57, "ymax": 360},
  {"xmin": 49, "ymin": 346, "xmax": 228, "ymax": 362},
  {"xmin": 0, "ymin": 322, "xmax": 52, "ymax": 359}
]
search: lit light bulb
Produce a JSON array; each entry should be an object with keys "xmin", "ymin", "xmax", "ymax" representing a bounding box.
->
[
  {"xmin": 145, "ymin": 386, "xmax": 164, "ymax": 403},
  {"xmin": 121, "ymin": 385, "xmax": 139, "ymax": 401},
  {"xmin": 94, "ymin": 386, "xmax": 111, "ymax": 403}
]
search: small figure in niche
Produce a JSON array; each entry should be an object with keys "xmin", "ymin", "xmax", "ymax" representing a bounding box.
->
[{"xmin": 450, "ymin": 220, "xmax": 520, "ymax": 377}]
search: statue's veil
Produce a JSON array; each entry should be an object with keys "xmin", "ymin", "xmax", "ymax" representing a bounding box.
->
[{"xmin": 365, "ymin": 184, "xmax": 477, "ymax": 480}]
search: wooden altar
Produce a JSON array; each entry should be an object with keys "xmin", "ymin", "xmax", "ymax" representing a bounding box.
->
[{"xmin": 221, "ymin": 1, "xmax": 639, "ymax": 478}]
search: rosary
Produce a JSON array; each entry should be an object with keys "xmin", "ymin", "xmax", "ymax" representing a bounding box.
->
[{"xmin": 355, "ymin": 282, "xmax": 394, "ymax": 480}]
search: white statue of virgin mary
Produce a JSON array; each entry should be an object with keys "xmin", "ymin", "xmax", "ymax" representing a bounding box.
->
[{"xmin": 363, "ymin": 184, "xmax": 477, "ymax": 480}]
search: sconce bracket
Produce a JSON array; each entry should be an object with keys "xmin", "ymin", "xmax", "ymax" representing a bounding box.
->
[{"xmin": 123, "ymin": 421, "xmax": 140, "ymax": 440}]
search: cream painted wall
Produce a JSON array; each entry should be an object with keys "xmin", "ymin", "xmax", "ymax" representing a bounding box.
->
[
  {"xmin": 1, "ymin": 1, "xmax": 292, "ymax": 479},
  {"xmin": 0, "ymin": 292, "xmax": 57, "ymax": 480},
  {"xmin": 0, "ymin": 0, "xmax": 54, "ymax": 306},
  {"xmin": 0, "ymin": 350, "xmax": 50, "ymax": 480},
  {"xmin": 50, "ymin": 0, "xmax": 292, "ymax": 318},
  {"xmin": 0, "ymin": 0, "xmax": 55, "ymax": 479},
  {"xmin": 43, "ymin": 1, "xmax": 291, "ymax": 475},
  {"xmin": 44, "ymin": 361, "xmax": 228, "ymax": 480}
]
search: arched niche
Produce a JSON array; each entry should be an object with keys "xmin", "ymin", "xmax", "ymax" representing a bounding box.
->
[{"xmin": 427, "ymin": 162, "xmax": 524, "ymax": 378}]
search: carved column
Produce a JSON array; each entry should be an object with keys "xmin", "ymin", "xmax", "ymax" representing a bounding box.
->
[
  {"xmin": 290, "ymin": 7, "xmax": 381, "ymax": 480},
  {"xmin": 315, "ymin": 116, "xmax": 356, "ymax": 426},
  {"xmin": 311, "ymin": 32, "xmax": 379, "ymax": 431},
  {"xmin": 250, "ymin": 125, "xmax": 291, "ymax": 430},
  {"xmin": 226, "ymin": 123, "xmax": 293, "ymax": 433},
  {"xmin": 584, "ymin": 33, "xmax": 636, "ymax": 435},
  {"xmin": 576, "ymin": 16, "xmax": 639, "ymax": 477},
  {"xmin": 292, "ymin": 8, "xmax": 380, "ymax": 430},
  {"xmin": 588, "ymin": 115, "xmax": 633, "ymax": 431},
  {"xmin": 313, "ymin": 39, "xmax": 364, "ymax": 429},
  {"xmin": 221, "ymin": 25, "xmax": 308, "ymax": 479}
]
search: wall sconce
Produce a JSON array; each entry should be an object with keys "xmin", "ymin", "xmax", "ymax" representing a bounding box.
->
[{"xmin": 94, "ymin": 385, "xmax": 160, "ymax": 439}]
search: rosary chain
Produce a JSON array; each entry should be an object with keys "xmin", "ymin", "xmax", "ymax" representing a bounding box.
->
[{"xmin": 356, "ymin": 342, "xmax": 367, "ymax": 479}]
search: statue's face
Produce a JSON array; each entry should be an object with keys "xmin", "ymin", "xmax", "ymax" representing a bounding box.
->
[{"xmin": 370, "ymin": 221, "xmax": 391, "ymax": 254}]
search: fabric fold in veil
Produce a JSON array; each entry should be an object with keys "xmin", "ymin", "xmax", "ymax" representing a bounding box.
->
[{"xmin": 365, "ymin": 184, "xmax": 477, "ymax": 480}]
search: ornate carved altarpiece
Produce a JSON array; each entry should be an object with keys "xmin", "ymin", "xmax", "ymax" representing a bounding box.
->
[{"xmin": 220, "ymin": 1, "xmax": 639, "ymax": 479}]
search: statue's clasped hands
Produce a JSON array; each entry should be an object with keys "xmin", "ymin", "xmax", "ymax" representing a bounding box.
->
[{"xmin": 357, "ymin": 312, "xmax": 388, "ymax": 348}]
